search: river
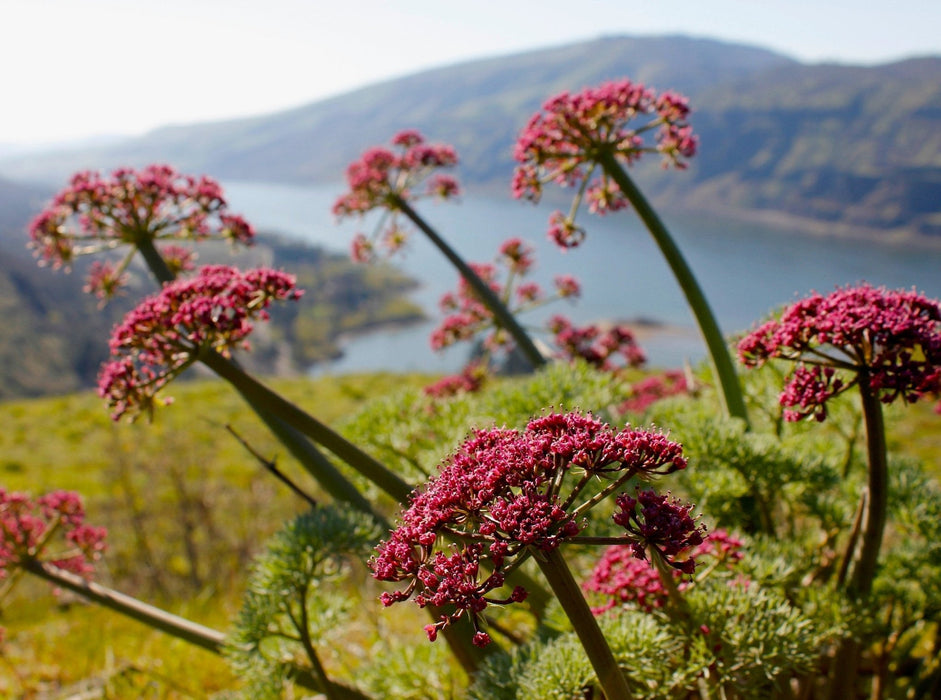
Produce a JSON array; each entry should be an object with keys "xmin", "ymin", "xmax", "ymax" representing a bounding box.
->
[{"xmin": 223, "ymin": 181, "xmax": 941, "ymax": 374}]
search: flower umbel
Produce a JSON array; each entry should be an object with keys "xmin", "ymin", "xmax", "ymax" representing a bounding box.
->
[
  {"xmin": 549, "ymin": 315, "xmax": 646, "ymax": 372},
  {"xmin": 28, "ymin": 165, "xmax": 255, "ymax": 298},
  {"xmin": 612, "ymin": 490, "xmax": 706, "ymax": 575},
  {"xmin": 738, "ymin": 284, "xmax": 941, "ymax": 421},
  {"xmin": 512, "ymin": 79, "xmax": 697, "ymax": 249},
  {"xmin": 370, "ymin": 412, "xmax": 686, "ymax": 645},
  {"xmin": 426, "ymin": 239, "xmax": 593, "ymax": 392},
  {"xmin": 584, "ymin": 529, "xmax": 743, "ymax": 614},
  {"xmin": 98, "ymin": 265, "xmax": 302, "ymax": 421},
  {"xmin": 333, "ymin": 131, "xmax": 460, "ymax": 260},
  {"xmin": 0, "ymin": 489, "xmax": 107, "ymax": 581}
]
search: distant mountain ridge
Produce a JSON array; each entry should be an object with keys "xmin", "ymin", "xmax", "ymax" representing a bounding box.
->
[{"xmin": 2, "ymin": 35, "xmax": 939, "ymax": 239}]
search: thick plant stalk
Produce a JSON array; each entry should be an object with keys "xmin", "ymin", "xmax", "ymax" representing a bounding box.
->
[
  {"xmin": 393, "ymin": 195, "xmax": 548, "ymax": 370},
  {"xmin": 251, "ymin": 405, "xmax": 380, "ymax": 516},
  {"xmin": 536, "ymin": 549, "xmax": 633, "ymax": 700},
  {"xmin": 133, "ymin": 239, "xmax": 488, "ymax": 671},
  {"xmin": 596, "ymin": 153, "xmax": 749, "ymax": 425},
  {"xmin": 829, "ymin": 377, "xmax": 889, "ymax": 699},
  {"xmin": 23, "ymin": 558, "xmax": 227, "ymax": 654},
  {"xmin": 848, "ymin": 374, "xmax": 888, "ymax": 597}
]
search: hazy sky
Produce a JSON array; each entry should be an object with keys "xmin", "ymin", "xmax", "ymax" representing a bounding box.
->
[{"xmin": 4, "ymin": 0, "xmax": 940, "ymax": 145}]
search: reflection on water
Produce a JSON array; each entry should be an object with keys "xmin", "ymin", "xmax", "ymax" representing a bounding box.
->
[{"xmin": 224, "ymin": 181, "xmax": 941, "ymax": 374}]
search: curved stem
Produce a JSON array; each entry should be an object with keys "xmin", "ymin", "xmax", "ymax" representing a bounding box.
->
[
  {"xmin": 23, "ymin": 559, "xmax": 375, "ymax": 698},
  {"xmin": 132, "ymin": 237, "xmax": 488, "ymax": 673},
  {"xmin": 848, "ymin": 375, "xmax": 888, "ymax": 597},
  {"xmin": 22, "ymin": 558, "xmax": 227, "ymax": 654},
  {"xmin": 596, "ymin": 153, "xmax": 749, "ymax": 426},
  {"xmin": 535, "ymin": 549, "xmax": 633, "ymax": 700},
  {"xmin": 295, "ymin": 586, "xmax": 338, "ymax": 700},
  {"xmin": 392, "ymin": 195, "xmax": 548, "ymax": 370}
]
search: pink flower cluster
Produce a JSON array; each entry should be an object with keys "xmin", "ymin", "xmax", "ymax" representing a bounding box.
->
[
  {"xmin": 584, "ymin": 529, "xmax": 744, "ymax": 614},
  {"xmin": 549, "ymin": 315, "xmax": 646, "ymax": 372},
  {"xmin": 333, "ymin": 130, "xmax": 460, "ymax": 261},
  {"xmin": 738, "ymin": 284, "xmax": 941, "ymax": 421},
  {"xmin": 1, "ymin": 489, "xmax": 106, "ymax": 580},
  {"xmin": 98, "ymin": 265, "xmax": 302, "ymax": 420},
  {"xmin": 28, "ymin": 165, "xmax": 254, "ymax": 298},
  {"xmin": 370, "ymin": 411, "xmax": 686, "ymax": 645},
  {"xmin": 423, "ymin": 363, "xmax": 487, "ymax": 399},
  {"xmin": 426, "ymin": 240, "xmax": 591, "ymax": 393},
  {"xmin": 618, "ymin": 370, "xmax": 690, "ymax": 414},
  {"xmin": 612, "ymin": 490, "xmax": 706, "ymax": 574},
  {"xmin": 512, "ymin": 79, "xmax": 697, "ymax": 249}
]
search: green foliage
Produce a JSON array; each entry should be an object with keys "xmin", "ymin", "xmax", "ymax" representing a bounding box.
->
[
  {"xmin": 226, "ymin": 505, "xmax": 383, "ymax": 699},
  {"xmin": 355, "ymin": 634, "xmax": 465, "ymax": 699},
  {"xmin": 469, "ymin": 608, "xmax": 705, "ymax": 699},
  {"xmin": 686, "ymin": 580, "xmax": 838, "ymax": 696},
  {"xmin": 340, "ymin": 360, "xmax": 630, "ymax": 501},
  {"xmin": 647, "ymin": 393, "xmax": 849, "ymax": 537}
]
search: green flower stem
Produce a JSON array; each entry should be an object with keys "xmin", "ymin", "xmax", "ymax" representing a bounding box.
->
[
  {"xmin": 848, "ymin": 374, "xmax": 888, "ymax": 597},
  {"xmin": 22, "ymin": 557, "xmax": 227, "ymax": 654},
  {"xmin": 650, "ymin": 550, "xmax": 691, "ymax": 622},
  {"xmin": 392, "ymin": 195, "xmax": 548, "ymax": 370},
  {"xmin": 595, "ymin": 152, "xmax": 749, "ymax": 426},
  {"xmin": 135, "ymin": 235, "xmax": 176, "ymax": 283},
  {"xmin": 535, "ymin": 549, "xmax": 633, "ymax": 700},
  {"xmin": 199, "ymin": 351, "xmax": 413, "ymax": 504},
  {"xmin": 829, "ymin": 377, "xmax": 889, "ymax": 699},
  {"xmin": 250, "ymin": 403, "xmax": 380, "ymax": 517}
]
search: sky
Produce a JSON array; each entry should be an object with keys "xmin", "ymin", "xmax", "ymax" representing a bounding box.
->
[{"xmin": 3, "ymin": 0, "xmax": 940, "ymax": 147}]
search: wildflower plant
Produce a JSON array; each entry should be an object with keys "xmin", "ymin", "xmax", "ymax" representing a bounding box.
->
[
  {"xmin": 332, "ymin": 130, "xmax": 460, "ymax": 262},
  {"xmin": 372, "ymin": 410, "xmax": 695, "ymax": 698},
  {"xmin": 513, "ymin": 79, "xmax": 748, "ymax": 423},
  {"xmin": 739, "ymin": 284, "xmax": 941, "ymax": 595},
  {"xmin": 0, "ymin": 489, "xmax": 106, "ymax": 586},
  {"xmin": 28, "ymin": 165, "xmax": 254, "ymax": 298},
  {"xmin": 335, "ymin": 131, "xmax": 547, "ymax": 369},
  {"xmin": 0, "ymin": 489, "xmax": 107, "ymax": 644},
  {"xmin": 427, "ymin": 238, "xmax": 647, "ymax": 394},
  {"xmin": 511, "ymin": 80, "xmax": 696, "ymax": 246},
  {"xmin": 99, "ymin": 264, "xmax": 302, "ymax": 420},
  {"xmin": 12, "ymin": 72, "xmax": 941, "ymax": 700},
  {"xmin": 227, "ymin": 506, "xmax": 382, "ymax": 699}
]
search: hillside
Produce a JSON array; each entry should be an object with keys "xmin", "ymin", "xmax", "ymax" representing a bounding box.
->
[{"xmin": 1, "ymin": 35, "xmax": 938, "ymax": 240}]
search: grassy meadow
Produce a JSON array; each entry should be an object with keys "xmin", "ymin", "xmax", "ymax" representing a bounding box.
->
[
  {"xmin": 0, "ymin": 372, "xmax": 430, "ymax": 698},
  {"xmin": 1, "ymin": 368, "xmax": 939, "ymax": 698}
]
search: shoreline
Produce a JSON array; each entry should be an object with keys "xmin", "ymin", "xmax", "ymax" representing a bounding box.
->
[{"xmin": 667, "ymin": 201, "xmax": 941, "ymax": 252}]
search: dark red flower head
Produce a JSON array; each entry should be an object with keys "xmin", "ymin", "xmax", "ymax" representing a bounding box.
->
[
  {"xmin": 98, "ymin": 265, "xmax": 302, "ymax": 421},
  {"xmin": 512, "ymin": 79, "xmax": 697, "ymax": 249},
  {"xmin": 370, "ymin": 412, "xmax": 685, "ymax": 645},
  {"xmin": 28, "ymin": 165, "xmax": 254, "ymax": 298},
  {"xmin": 333, "ymin": 131, "xmax": 460, "ymax": 261},
  {"xmin": 738, "ymin": 284, "xmax": 941, "ymax": 421}
]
